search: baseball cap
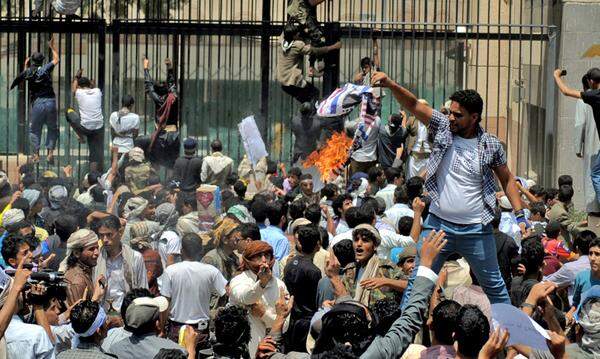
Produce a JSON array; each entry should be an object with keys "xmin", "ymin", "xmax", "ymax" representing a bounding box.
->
[
  {"xmin": 183, "ymin": 138, "xmax": 198, "ymax": 151},
  {"xmin": 290, "ymin": 218, "xmax": 312, "ymax": 234},
  {"xmin": 125, "ymin": 296, "xmax": 169, "ymax": 329},
  {"xmin": 390, "ymin": 246, "xmax": 417, "ymax": 265}
]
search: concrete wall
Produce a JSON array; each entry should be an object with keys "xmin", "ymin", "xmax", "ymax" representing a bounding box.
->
[{"xmin": 555, "ymin": 0, "xmax": 600, "ymax": 209}]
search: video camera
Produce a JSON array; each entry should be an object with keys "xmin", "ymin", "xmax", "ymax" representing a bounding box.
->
[{"xmin": 4, "ymin": 268, "xmax": 67, "ymax": 305}]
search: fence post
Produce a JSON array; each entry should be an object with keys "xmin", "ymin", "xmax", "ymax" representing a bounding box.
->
[
  {"xmin": 17, "ymin": 31, "xmax": 27, "ymax": 155},
  {"xmin": 259, "ymin": 0, "xmax": 271, "ymax": 138},
  {"xmin": 543, "ymin": 27, "xmax": 559, "ymax": 187},
  {"xmin": 111, "ymin": 21, "xmax": 120, "ymax": 113},
  {"xmin": 323, "ymin": 22, "xmax": 341, "ymax": 98},
  {"xmin": 98, "ymin": 23, "xmax": 106, "ymax": 95}
]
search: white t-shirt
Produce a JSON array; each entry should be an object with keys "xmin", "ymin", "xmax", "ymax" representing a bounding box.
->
[
  {"xmin": 109, "ymin": 111, "xmax": 140, "ymax": 153},
  {"xmin": 412, "ymin": 121, "xmax": 432, "ymax": 153},
  {"xmin": 159, "ymin": 261, "xmax": 227, "ymax": 324},
  {"xmin": 75, "ymin": 88, "xmax": 104, "ymax": 130},
  {"xmin": 430, "ymin": 136, "xmax": 484, "ymax": 224},
  {"xmin": 153, "ymin": 230, "xmax": 181, "ymax": 269},
  {"xmin": 351, "ymin": 117, "xmax": 381, "ymax": 162}
]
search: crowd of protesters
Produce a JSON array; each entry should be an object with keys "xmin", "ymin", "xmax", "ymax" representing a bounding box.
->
[
  {"xmin": 0, "ymin": 65, "xmax": 598, "ymax": 359},
  {"xmin": 4, "ymin": 0, "xmax": 600, "ymax": 354}
]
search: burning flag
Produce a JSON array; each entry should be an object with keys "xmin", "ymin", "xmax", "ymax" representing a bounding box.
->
[{"xmin": 303, "ymin": 132, "xmax": 353, "ymax": 181}]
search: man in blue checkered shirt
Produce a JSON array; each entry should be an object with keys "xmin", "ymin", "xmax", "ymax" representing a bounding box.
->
[{"xmin": 371, "ymin": 72, "xmax": 526, "ymax": 305}]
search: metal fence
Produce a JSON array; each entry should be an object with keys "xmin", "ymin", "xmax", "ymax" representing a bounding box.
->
[{"xmin": 0, "ymin": 0, "xmax": 558, "ymax": 185}]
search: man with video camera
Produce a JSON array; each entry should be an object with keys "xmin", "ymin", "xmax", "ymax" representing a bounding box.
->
[{"xmin": 0, "ymin": 237, "xmax": 54, "ymax": 359}]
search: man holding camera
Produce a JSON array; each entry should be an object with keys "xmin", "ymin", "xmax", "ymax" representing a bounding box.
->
[{"xmin": 1, "ymin": 249, "xmax": 54, "ymax": 359}]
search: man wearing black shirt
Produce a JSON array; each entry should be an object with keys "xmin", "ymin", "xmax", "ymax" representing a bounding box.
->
[
  {"xmin": 10, "ymin": 36, "xmax": 60, "ymax": 164},
  {"xmin": 143, "ymin": 57, "xmax": 180, "ymax": 172},
  {"xmin": 283, "ymin": 224, "xmax": 322, "ymax": 352},
  {"xmin": 171, "ymin": 138, "xmax": 203, "ymax": 192},
  {"xmin": 554, "ymin": 67, "xmax": 600, "ymax": 203}
]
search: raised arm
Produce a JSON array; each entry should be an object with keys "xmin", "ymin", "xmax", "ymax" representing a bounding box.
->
[
  {"xmin": 49, "ymin": 35, "xmax": 59, "ymax": 65},
  {"xmin": 304, "ymin": 41, "xmax": 342, "ymax": 58},
  {"xmin": 372, "ymin": 38, "xmax": 381, "ymax": 69},
  {"xmin": 164, "ymin": 58, "xmax": 178, "ymax": 95},
  {"xmin": 371, "ymin": 72, "xmax": 433, "ymax": 126},
  {"xmin": 553, "ymin": 69, "xmax": 581, "ymax": 99},
  {"xmin": 71, "ymin": 68, "xmax": 82, "ymax": 95},
  {"xmin": 143, "ymin": 57, "xmax": 161, "ymax": 105}
]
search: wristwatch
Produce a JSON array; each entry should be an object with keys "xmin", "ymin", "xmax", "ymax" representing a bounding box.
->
[{"xmin": 520, "ymin": 302, "xmax": 536, "ymax": 310}]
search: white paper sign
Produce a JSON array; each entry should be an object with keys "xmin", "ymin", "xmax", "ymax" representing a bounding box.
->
[
  {"xmin": 238, "ymin": 115, "xmax": 268, "ymax": 166},
  {"xmin": 491, "ymin": 303, "xmax": 550, "ymax": 351},
  {"xmin": 302, "ymin": 165, "xmax": 325, "ymax": 193}
]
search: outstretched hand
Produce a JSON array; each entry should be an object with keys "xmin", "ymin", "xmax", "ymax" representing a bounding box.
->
[
  {"xmin": 371, "ymin": 71, "xmax": 393, "ymax": 88},
  {"xmin": 479, "ymin": 327, "xmax": 510, "ymax": 359},
  {"xmin": 419, "ymin": 230, "xmax": 447, "ymax": 268},
  {"xmin": 143, "ymin": 57, "xmax": 149, "ymax": 70}
]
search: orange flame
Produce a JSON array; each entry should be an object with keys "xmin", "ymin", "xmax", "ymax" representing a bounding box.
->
[{"xmin": 303, "ymin": 132, "xmax": 352, "ymax": 181}]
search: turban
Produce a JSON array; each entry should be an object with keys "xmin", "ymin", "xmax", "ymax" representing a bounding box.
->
[
  {"xmin": 123, "ymin": 197, "xmax": 149, "ymax": 220},
  {"xmin": 48, "ymin": 185, "xmax": 68, "ymax": 209},
  {"xmin": 22, "ymin": 189, "xmax": 41, "ymax": 208},
  {"xmin": 353, "ymin": 224, "xmax": 382, "ymax": 246},
  {"xmin": 155, "ymin": 203, "xmax": 178, "ymax": 227},
  {"xmin": 128, "ymin": 147, "xmax": 145, "ymax": 163},
  {"xmin": 2, "ymin": 209, "xmax": 25, "ymax": 227},
  {"xmin": 227, "ymin": 205, "xmax": 254, "ymax": 224},
  {"xmin": 58, "ymin": 229, "xmax": 99, "ymax": 272},
  {"xmin": 129, "ymin": 221, "xmax": 160, "ymax": 252},
  {"xmin": 241, "ymin": 240, "xmax": 274, "ymax": 272},
  {"xmin": 213, "ymin": 217, "xmax": 240, "ymax": 247}
]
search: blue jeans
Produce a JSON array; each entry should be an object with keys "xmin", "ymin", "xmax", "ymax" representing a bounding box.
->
[
  {"xmin": 591, "ymin": 151, "xmax": 600, "ymax": 204},
  {"xmin": 401, "ymin": 214, "xmax": 511, "ymax": 309},
  {"xmin": 29, "ymin": 97, "xmax": 58, "ymax": 152}
]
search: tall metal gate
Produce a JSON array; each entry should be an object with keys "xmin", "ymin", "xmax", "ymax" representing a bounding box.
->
[{"xmin": 0, "ymin": 0, "xmax": 558, "ymax": 185}]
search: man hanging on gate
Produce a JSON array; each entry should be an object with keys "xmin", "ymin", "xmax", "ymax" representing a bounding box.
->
[
  {"xmin": 143, "ymin": 57, "xmax": 180, "ymax": 175},
  {"xmin": 369, "ymin": 71, "xmax": 525, "ymax": 306},
  {"xmin": 10, "ymin": 35, "xmax": 60, "ymax": 164}
]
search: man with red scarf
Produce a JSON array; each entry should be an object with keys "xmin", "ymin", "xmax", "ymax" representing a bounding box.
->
[
  {"xmin": 229, "ymin": 241, "xmax": 290, "ymax": 357},
  {"xmin": 143, "ymin": 57, "xmax": 180, "ymax": 172}
]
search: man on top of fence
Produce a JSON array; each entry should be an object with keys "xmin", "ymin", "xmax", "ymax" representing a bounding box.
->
[{"xmin": 10, "ymin": 36, "xmax": 60, "ymax": 165}]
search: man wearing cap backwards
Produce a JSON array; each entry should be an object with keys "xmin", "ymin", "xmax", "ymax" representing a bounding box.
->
[
  {"xmin": 229, "ymin": 240, "xmax": 290, "ymax": 357},
  {"xmin": 109, "ymin": 296, "xmax": 193, "ymax": 359},
  {"xmin": 10, "ymin": 36, "xmax": 60, "ymax": 164},
  {"xmin": 56, "ymin": 300, "xmax": 113, "ymax": 359},
  {"xmin": 340, "ymin": 224, "xmax": 405, "ymax": 306},
  {"xmin": 124, "ymin": 147, "xmax": 154, "ymax": 194},
  {"xmin": 61, "ymin": 229, "xmax": 102, "ymax": 306},
  {"xmin": 371, "ymin": 71, "xmax": 524, "ymax": 306},
  {"xmin": 172, "ymin": 137, "xmax": 204, "ymax": 192}
]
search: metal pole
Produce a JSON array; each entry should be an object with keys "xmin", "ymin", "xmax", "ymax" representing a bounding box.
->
[
  {"xmin": 111, "ymin": 21, "xmax": 120, "ymax": 113},
  {"xmin": 259, "ymin": 0, "xmax": 271, "ymax": 137},
  {"xmin": 543, "ymin": 27, "xmax": 558, "ymax": 187}
]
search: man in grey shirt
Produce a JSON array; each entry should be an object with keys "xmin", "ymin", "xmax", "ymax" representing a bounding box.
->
[{"xmin": 109, "ymin": 296, "xmax": 187, "ymax": 359}]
